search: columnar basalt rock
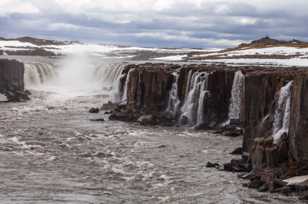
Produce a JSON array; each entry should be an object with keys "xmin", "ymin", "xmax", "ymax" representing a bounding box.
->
[
  {"xmin": 112, "ymin": 63, "xmax": 241, "ymax": 127},
  {"xmin": 290, "ymin": 77, "xmax": 308, "ymax": 171},
  {"xmin": 125, "ymin": 64, "xmax": 175, "ymax": 114},
  {"xmin": 110, "ymin": 63, "xmax": 308, "ymax": 195},
  {"xmin": 0, "ymin": 59, "xmax": 29, "ymax": 102},
  {"xmin": 225, "ymin": 68, "xmax": 308, "ymax": 195}
]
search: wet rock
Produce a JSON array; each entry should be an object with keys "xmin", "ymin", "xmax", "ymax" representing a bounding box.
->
[
  {"xmin": 230, "ymin": 147, "xmax": 243, "ymax": 155},
  {"xmin": 179, "ymin": 115, "xmax": 189, "ymax": 126},
  {"xmin": 137, "ymin": 115, "xmax": 156, "ymax": 126},
  {"xmin": 300, "ymin": 191, "xmax": 308, "ymax": 200},
  {"xmin": 158, "ymin": 144, "xmax": 167, "ymax": 148},
  {"xmin": 93, "ymin": 152, "xmax": 113, "ymax": 158},
  {"xmin": 89, "ymin": 107, "xmax": 100, "ymax": 113},
  {"xmin": 101, "ymin": 101, "xmax": 118, "ymax": 111},
  {"xmin": 206, "ymin": 162, "xmax": 220, "ymax": 169},
  {"xmin": 109, "ymin": 111, "xmax": 136, "ymax": 122},
  {"xmin": 90, "ymin": 118, "xmax": 105, "ymax": 122},
  {"xmin": 0, "ymin": 59, "xmax": 30, "ymax": 102},
  {"xmin": 223, "ymin": 159, "xmax": 251, "ymax": 172},
  {"xmin": 222, "ymin": 127, "xmax": 243, "ymax": 137}
]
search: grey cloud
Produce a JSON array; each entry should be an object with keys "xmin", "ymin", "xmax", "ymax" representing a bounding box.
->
[{"xmin": 1, "ymin": 0, "xmax": 308, "ymax": 48}]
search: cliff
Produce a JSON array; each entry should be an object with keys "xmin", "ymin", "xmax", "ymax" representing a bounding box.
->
[
  {"xmin": 109, "ymin": 63, "xmax": 308, "ymax": 195},
  {"xmin": 0, "ymin": 59, "xmax": 29, "ymax": 102},
  {"xmin": 112, "ymin": 64, "xmax": 240, "ymax": 128}
]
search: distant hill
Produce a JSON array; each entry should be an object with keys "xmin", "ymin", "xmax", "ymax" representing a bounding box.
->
[
  {"xmin": 236, "ymin": 36, "xmax": 308, "ymax": 49},
  {"xmin": 0, "ymin": 36, "xmax": 80, "ymax": 46}
]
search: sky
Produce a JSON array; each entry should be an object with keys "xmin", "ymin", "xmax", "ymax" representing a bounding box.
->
[{"xmin": 0, "ymin": 0, "xmax": 308, "ymax": 48}]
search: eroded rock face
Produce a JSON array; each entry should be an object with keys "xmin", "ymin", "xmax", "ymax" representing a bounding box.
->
[
  {"xmin": 125, "ymin": 64, "xmax": 174, "ymax": 113},
  {"xmin": 230, "ymin": 68, "xmax": 308, "ymax": 194},
  {"xmin": 0, "ymin": 59, "xmax": 29, "ymax": 102},
  {"xmin": 112, "ymin": 63, "xmax": 239, "ymax": 129},
  {"xmin": 110, "ymin": 63, "xmax": 308, "ymax": 194}
]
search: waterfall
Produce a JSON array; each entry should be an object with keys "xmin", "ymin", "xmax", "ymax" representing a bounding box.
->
[
  {"xmin": 121, "ymin": 68, "xmax": 135, "ymax": 104},
  {"xmin": 94, "ymin": 63, "xmax": 126, "ymax": 103},
  {"xmin": 196, "ymin": 82, "xmax": 209, "ymax": 127},
  {"xmin": 184, "ymin": 70, "xmax": 193, "ymax": 98},
  {"xmin": 180, "ymin": 72, "xmax": 209, "ymax": 126},
  {"xmin": 272, "ymin": 81, "xmax": 293, "ymax": 144},
  {"xmin": 166, "ymin": 72, "xmax": 181, "ymax": 117},
  {"xmin": 228, "ymin": 71, "xmax": 244, "ymax": 123},
  {"xmin": 95, "ymin": 64, "xmax": 125, "ymax": 87},
  {"xmin": 24, "ymin": 63, "xmax": 57, "ymax": 88}
]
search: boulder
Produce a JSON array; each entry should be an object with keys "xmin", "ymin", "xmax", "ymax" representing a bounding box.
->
[
  {"xmin": 137, "ymin": 115, "xmax": 156, "ymax": 126},
  {"xmin": 89, "ymin": 107, "xmax": 100, "ymax": 114},
  {"xmin": 101, "ymin": 101, "xmax": 118, "ymax": 111}
]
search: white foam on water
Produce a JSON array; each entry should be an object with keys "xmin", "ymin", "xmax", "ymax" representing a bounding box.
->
[
  {"xmin": 284, "ymin": 175, "xmax": 308, "ymax": 185},
  {"xmin": 0, "ymin": 93, "xmax": 8, "ymax": 102}
]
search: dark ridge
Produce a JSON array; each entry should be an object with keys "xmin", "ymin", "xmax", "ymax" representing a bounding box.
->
[
  {"xmin": 236, "ymin": 36, "xmax": 308, "ymax": 49},
  {"xmin": 0, "ymin": 36, "xmax": 80, "ymax": 46}
]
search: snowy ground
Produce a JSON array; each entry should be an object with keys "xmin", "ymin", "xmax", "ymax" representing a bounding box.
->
[
  {"xmin": 3, "ymin": 38, "xmax": 308, "ymax": 67},
  {"xmin": 0, "ymin": 39, "xmax": 208, "ymax": 59}
]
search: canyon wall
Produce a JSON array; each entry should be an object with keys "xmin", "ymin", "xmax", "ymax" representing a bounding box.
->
[
  {"xmin": 0, "ymin": 59, "xmax": 29, "ymax": 101},
  {"xmin": 114, "ymin": 64, "xmax": 239, "ymax": 128},
  {"xmin": 111, "ymin": 63, "xmax": 308, "ymax": 183}
]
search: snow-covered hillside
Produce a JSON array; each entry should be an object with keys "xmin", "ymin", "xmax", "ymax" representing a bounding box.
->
[{"xmin": 1, "ymin": 36, "xmax": 308, "ymax": 67}]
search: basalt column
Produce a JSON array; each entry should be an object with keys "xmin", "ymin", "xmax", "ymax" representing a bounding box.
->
[
  {"xmin": 0, "ymin": 59, "xmax": 29, "ymax": 102},
  {"xmin": 126, "ymin": 65, "xmax": 174, "ymax": 114},
  {"xmin": 289, "ymin": 76, "xmax": 308, "ymax": 173}
]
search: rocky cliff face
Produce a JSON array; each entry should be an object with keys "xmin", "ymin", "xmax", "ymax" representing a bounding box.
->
[
  {"xmin": 290, "ymin": 77, "xmax": 308, "ymax": 169},
  {"xmin": 0, "ymin": 59, "xmax": 29, "ymax": 102},
  {"xmin": 113, "ymin": 64, "xmax": 240, "ymax": 128},
  {"xmin": 110, "ymin": 63, "xmax": 308, "ymax": 191}
]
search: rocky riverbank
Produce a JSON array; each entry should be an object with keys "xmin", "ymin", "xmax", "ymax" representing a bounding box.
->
[{"xmin": 109, "ymin": 63, "xmax": 308, "ymax": 199}]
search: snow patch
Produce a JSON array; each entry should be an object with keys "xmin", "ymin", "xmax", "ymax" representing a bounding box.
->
[
  {"xmin": 153, "ymin": 55, "xmax": 187, "ymax": 61},
  {"xmin": 200, "ymin": 58, "xmax": 308, "ymax": 67}
]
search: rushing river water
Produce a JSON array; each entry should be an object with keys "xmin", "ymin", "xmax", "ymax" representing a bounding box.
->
[
  {"xmin": 0, "ymin": 92, "xmax": 304, "ymax": 204},
  {"xmin": 0, "ymin": 55, "xmax": 304, "ymax": 203}
]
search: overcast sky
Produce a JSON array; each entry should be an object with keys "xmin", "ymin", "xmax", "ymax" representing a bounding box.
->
[{"xmin": 0, "ymin": 0, "xmax": 308, "ymax": 48}]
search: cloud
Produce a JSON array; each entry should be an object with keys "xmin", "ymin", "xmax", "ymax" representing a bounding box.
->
[
  {"xmin": 1, "ymin": 0, "xmax": 308, "ymax": 48},
  {"xmin": 0, "ymin": 0, "xmax": 39, "ymax": 15}
]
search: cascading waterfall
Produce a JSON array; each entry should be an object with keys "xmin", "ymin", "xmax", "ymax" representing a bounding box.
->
[
  {"xmin": 196, "ymin": 80, "xmax": 209, "ymax": 127},
  {"xmin": 272, "ymin": 81, "xmax": 293, "ymax": 144},
  {"xmin": 94, "ymin": 63, "xmax": 126, "ymax": 102},
  {"xmin": 180, "ymin": 72, "xmax": 209, "ymax": 126},
  {"xmin": 166, "ymin": 72, "xmax": 181, "ymax": 117},
  {"xmin": 121, "ymin": 68, "xmax": 135, "ymax": 104},
  {"xmin": 166, "ymin": 72, "xmax": 180, "ymax": 116},
  {"xmin": 228, "ymin": 70, "xmax": 244, "ymax": 123},
  {"xmin": 24, "ymin": 63, "xmax": 57, "ymax": 88},
  {"xmin": 184, "ymin": 70, "xmax": 193, "ymax": 98}
]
